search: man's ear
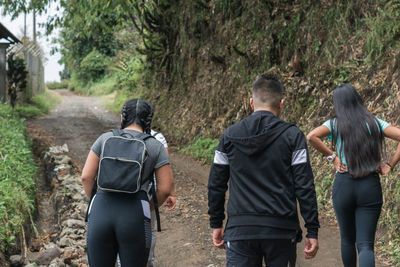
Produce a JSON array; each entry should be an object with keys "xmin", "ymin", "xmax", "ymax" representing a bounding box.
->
[
  {"xmin": 120, "ymin": 114, "xmax": 123, "ymax": 123},
  {"xmin": 279, "ymin": 99, "xmax": 284, "ymax": 110},
  {"xmin": 250, "ymin": 98, "xmax": 255, "ymax": 111}
]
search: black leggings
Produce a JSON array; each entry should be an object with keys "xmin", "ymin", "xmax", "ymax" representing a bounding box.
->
[
  {"xmin": 86, "ymin": 190, "xmax": 152, "ymax": 267},
  {"xmin": 332, "ymin": 172, "xmax": 382, "ymax": 267}
]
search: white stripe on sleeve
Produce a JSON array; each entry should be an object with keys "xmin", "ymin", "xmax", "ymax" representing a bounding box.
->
[
  {"xmin": 214, "ymin": 150, "xmax": 229, "ymax": 165},
  {"xmin": 292, "ymin": 149, "xmax": 307, "ymax": 166}
]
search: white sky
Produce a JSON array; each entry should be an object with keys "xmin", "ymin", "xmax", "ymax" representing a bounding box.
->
[{"xmin": 0, "ymin": 4, "xmax": 62, "ymax": 82}]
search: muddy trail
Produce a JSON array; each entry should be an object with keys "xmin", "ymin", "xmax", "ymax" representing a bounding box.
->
[{"xmin": 25, "ymin": 89, "xmax": 389, "ymax": 267}]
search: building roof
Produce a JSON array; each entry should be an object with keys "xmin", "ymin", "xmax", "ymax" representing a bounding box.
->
[{"xmin": 0, "ymin": 22, "xmax": 20, "ymax": 44}]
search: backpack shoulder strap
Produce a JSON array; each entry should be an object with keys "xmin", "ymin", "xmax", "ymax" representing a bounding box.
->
[
  {"xmin": 136, "ymin": 132, "xmax": 155, "ymax": 141},
  {"xmin": 111, "ymin": 129, "xmax": 123, "ymax": 136}
]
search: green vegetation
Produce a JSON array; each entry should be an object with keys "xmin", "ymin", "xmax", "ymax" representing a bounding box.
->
[
  {"xmin": 46, "ymin": 80, "xmax": 69, "ymax": 90},
  {"xmin": 58, "ymin": 1, "xmax": 123, "ymax": 87},
  {"xmin": 7, "ymin": 54, "xmax": 28, "ymax": 107},
  {"xmin": 0, "ymin": 87, "xmax": 59, "ymax": 252},
  {"xmin": 0, "ymin": 104, "xmax": 37, "ymax": 252},
  {"xmin": 387, "ymin": 238, "xmax": 400, "ymax": 265},
  {"xmin": 364, "ymin": 2, "xmax": 400, "ymax": 65},
  {"xmin": 15, "ymin": 90, "xmax": 61, "ymax": 117},
  {"xmin": 70, "ymin": 74, "xmax": 117, "ymax": 96},
  {"xmin": 79, "ymin": 50, "xmax": 112, "ymax": 81},
  {"xmin": 181, "ymin": 137, "xmax": 219, "ymax": 164}
]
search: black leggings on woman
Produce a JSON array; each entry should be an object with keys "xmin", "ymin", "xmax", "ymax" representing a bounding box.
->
[
  {"xmin": 86, "ymin": 190, "xmax": 152, "ymax": 267},
  {"xmin": 332, "ymin": 172, "xmax": 382, "ymax": 267}
]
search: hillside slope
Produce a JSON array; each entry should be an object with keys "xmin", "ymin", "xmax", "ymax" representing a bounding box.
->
[{"xmin": 132, "ymin": 1, "xmax": 400, "ymax": 264}]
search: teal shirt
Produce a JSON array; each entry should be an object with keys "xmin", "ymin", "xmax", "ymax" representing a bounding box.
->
[{"xmin": 322, "ymin": 118, "xmax": 389, "ymax": 166}]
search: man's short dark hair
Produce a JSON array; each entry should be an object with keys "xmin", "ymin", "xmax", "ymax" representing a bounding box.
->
[{"xmin": 252, "ymin": 74, "xmax": 284, "ymax": 109}]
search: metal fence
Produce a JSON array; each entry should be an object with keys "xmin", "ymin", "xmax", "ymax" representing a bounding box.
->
[{"xmin": 9, "ymin": 38, "xmax": 45, "ymax": 100}]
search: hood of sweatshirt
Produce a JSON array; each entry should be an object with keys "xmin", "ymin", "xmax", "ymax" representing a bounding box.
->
[{"xmin": 226, "ymin": 110, "xmax": 292, "ymax": 156}]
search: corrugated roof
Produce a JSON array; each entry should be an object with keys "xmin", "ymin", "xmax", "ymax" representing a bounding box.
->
[{"xmin": 0, "ymin": 22, "xmax": 21, "ymax": 44}]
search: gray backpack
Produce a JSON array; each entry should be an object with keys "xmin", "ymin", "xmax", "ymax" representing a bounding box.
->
[
  {"xmin": 94, "ymin": 129, "xmax": 162, "ymax": 231},
  {"xmin": 97, "ymin": 130, "xmax": 153, "ymax": 193}
]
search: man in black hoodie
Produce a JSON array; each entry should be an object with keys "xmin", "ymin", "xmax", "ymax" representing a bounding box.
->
[{"xmin": 208, "ymin": 74, "xmax": 319, "ymax": 266}]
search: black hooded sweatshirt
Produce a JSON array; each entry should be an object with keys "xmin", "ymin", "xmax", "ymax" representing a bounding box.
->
[{"xmin": 208, "ymin": 111, "xmax": 319, "ymax": 240}]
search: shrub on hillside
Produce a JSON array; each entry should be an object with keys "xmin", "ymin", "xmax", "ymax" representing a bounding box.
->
[
  {"xmin": 117, "ymin": 57, "xmax": 144, "ymax": 92},
  {"xmin": 80, "ymin": 50, "xmax": 111, "ymax": 81},
  {"xmin": 46, "ymin": 80, "xmax": 69, "ymax": 90},
  {"xmin": 181, "ymin": 137, "xmax": 219, "ymax": 163}
]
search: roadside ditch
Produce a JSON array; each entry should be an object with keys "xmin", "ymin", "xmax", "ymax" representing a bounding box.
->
[{"xmin": 6, "ymin": 142, "xmax": 89, "ymax": 267}]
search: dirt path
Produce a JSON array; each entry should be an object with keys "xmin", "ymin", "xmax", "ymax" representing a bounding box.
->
[{"xmin": 26, "ymin": 89, "xmax": 389, "ymax": 266}]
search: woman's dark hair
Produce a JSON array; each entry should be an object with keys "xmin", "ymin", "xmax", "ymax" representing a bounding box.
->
[
  {"xmin": 121, "ymin": 99, "xmax": 153, "ymax": 134},
  {"xmin": 331, "ymin": 84, "xmax": 385, "ymax": 177}
]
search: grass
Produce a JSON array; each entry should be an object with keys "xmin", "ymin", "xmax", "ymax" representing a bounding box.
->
[
  {"xmin": 0, "ymin": 104, "xmax": 37, "ymax": 252},
  {"xmin": 386, "ymin": 238, "xmax": 400, "ymax": 265},
  {"xmin": 0, "ymin": 89, "xmax": 61, "ymax": 252},
  {"xmin": 46, "ymin": 80, "xmax": 69, "ymax": 90},
  {"xmin": 181, "ymin": 137, "xmax": 219, "ymax": 164},
  {"xmin": 86, "ymin": 76, "xmax": 117, "ymax": 96},
  {"xmin": 69, "ymin": 74, "xmax": 117, "ymax": 97},
  {"xmin": 15, "ymin": 90, "xmax": 62, "ymax": 118},
  {"xmin": 362, "ymin": 2, "xmax": 400, "ymax": 65}
]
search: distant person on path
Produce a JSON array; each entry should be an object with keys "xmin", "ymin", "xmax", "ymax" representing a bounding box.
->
[
  {"xmin": 208, "ymin": 74, "xmax": 320, "ymax": 266},
  {"xmin": 148, "ymin": 129, "xmax": 176, "ymax": 267},
  {"xmin": 307, "ymin": 84, "xmax": 400, "ymax": 267},
  {"xmin": 81, "ymin": 99, "xmax": 174, "ymax": 267}
]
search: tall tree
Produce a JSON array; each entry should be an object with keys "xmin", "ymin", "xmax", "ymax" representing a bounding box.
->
[
  {"xmin": 57, "ymin": 0, "xmax": 125, "ymax": 81},
  {"xmin": 0, "ymin": 0, "xmax": 54, "ymax": 18}
]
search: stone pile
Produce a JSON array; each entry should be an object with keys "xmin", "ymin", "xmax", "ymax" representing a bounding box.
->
[{"xmin": 13, "ymin": 145, "xmax": 89, "ymax": 267}]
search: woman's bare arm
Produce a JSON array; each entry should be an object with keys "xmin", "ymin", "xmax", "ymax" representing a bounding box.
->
[
  {"xmin": 306, "ymin": 125, "xmax": 333, "ymax": 156},
  {"xmin": 383, "ymin": 125, "xmax": 400, "ymax": 169},
  {"xmin": 389, "ymin": 143, "xmax": 400, "ymax": 169},
  {"xmin": 155, "ymin": 164, "xmax": 174, "ymax": 206},
  {"xmin": 383, "ymin": 125, "xmax": 400, "ymax": 141},
  {"xmin": 378, "ymin": 125, "xmax": 400, "ymax": 175},
  {"xmin": 307, "ymin": 125, "xmax": 347, "ymax": 172},
  {"xmin": 81, "ymin": 150, "xmax": 99, "ymax": 198}
]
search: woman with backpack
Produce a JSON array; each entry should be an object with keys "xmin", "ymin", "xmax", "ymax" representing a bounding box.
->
[
  {"xmin": 81, "ymin": 99, "xmax": 174, "ymax": 267},
  {"xmin": 307, "ymin": 84, "xmax": 400, "ymax": 267}
]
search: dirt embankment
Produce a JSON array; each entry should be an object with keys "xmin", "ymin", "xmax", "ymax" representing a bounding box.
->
[{"xmin": 24, "ymin": 89, "xmax": 390, "ymax": 266}]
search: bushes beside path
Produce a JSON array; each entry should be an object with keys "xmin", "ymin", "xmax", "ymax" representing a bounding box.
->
[
  {"xmin": 0, "ymin": 89, "xmax": 60, "ymax": 253},
  {"xmin": 0, "ymin": 104, "xmax": 37, "ymax": 252}
]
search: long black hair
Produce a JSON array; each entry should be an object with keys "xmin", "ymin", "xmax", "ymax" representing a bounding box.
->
[
  {"xmin": 121, "ymin": 99, "xmax": 154, "ymax": 134},
  {"xmin": 331, "ymin": 84, "xmax": 384, "ymax": 177}
]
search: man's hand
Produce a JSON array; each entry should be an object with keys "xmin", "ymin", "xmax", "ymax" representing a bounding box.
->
[
  {"xmin": 304, "ymin": 238, "xmax": 318, "ymax": 259},
  {"xmin": 334, "ymin": 157, "xmax": 347, "ymax": 173},
  {"xmin": 164, "ymin": 195, "xmax": 176, "ymax": 211},
  {"xmin": 212, "ymin": 228, "xmax": 225, "ymax": 249}
]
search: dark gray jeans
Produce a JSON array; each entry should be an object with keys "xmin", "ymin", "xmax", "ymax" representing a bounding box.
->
[{"xmin": 226, "ymin": 239, "xmax": 296, "ymax": 267}]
